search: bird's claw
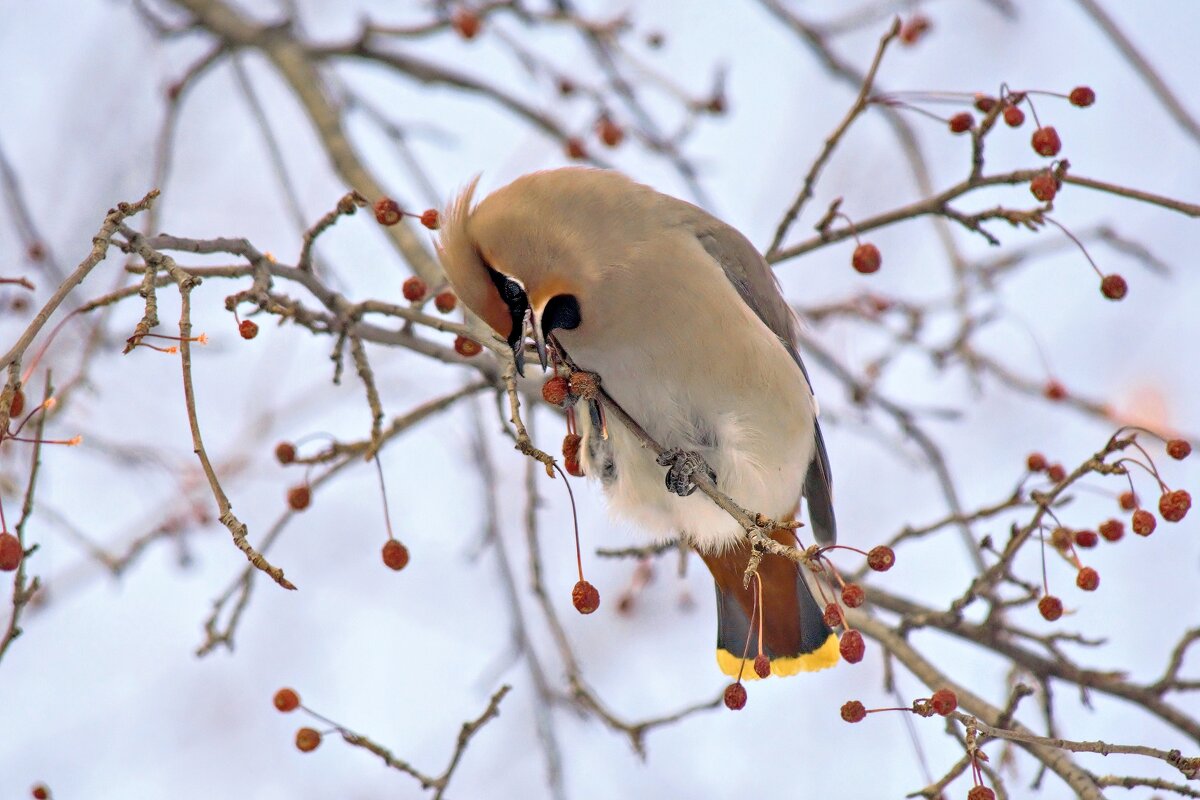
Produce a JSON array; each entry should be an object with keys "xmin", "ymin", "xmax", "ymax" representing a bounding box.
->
[{"xmin": 656, "ymin": 448, "xmax": 716, "ymax": 497}]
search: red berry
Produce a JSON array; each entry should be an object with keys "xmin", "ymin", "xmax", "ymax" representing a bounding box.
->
[
  {"xmin": 374, "ymin": 197, "xmax": 402, "ymax": 226},
  {"xmin": 451, "ymin": 7, "xmax": 481, "ymax": 39},
  {"xmin": 0, "ymin": 533, "xmax": 22, "ymax": 572},
  {"xmin": 1030, "ymin": 171, "xmax": 1058, "ymax": 202},
  {"xmin": 1003, "ymin": 105, "xmax": 1025, "ymax": 127},
  {"xmin": 596, "ymin": 116, "xmax": 624, "ymax": 148},
  {"xmin": 822, "ymin": 602, "xmax": 842, "ymax": 627},
  {"xmin": 402, "ymin": 276, "xmax": 427, "ymax": 303},
  {"xmin": 852, "ymin": 243, "xmax": 881, "ymax": 274},
  {"xmin": 564, "ymin": 454, "xmax": 583, "ymax": 477},
  {"xmin": 31, "ymin": 785, "xmax": 50, "ymax": 800},
  {"xmin": 1119, "ymin": 491, "xmax": 1137, "ymax": 511},
  {"xmin": 9, "ymin": 388, "xmax": 24, "ymax": 417},
  {"xmin": 454, "ymin": 335, "xmax": 482, "ymax": 357},
  {"xmin": 1100, "ymin": 274, "xmax": 1128, "ymax": 300},
  {"xmin": 565, "ymin": 137, "xmax": 587, "ymax": 160},
  {"xmin": 572, "ymin": 580, "xmax": 600, "ymax": 614},
  {"xmin": 1076, "ymin": 566, "xmax": 1099, "ymax": 591},
  {"xmin": 563, "ymin": 433, "xmax": 584, "ymax": 477},
  {"xmin": 1159, "ymin": 489, "xmax": 1191, "ymax": 522},
  {"xmin": 1038, "ymin": 595, "xmax": 1063, "ymax": 621},
  {"xmin": 1098, "ymin": 519, "xmax": 1124, "ymax": 542},
  {"xmin": 273, "ymin": 688, "xmax": 300, "ymax": 712},
  {"xmin": 1132, "ymin": 508, "xmax": 1157, "ymax": 536},
  {"xmin": 841, "ymin": 583, "xmax": 866, "ymax": 608},
  {"xmin": 839, "ymin": 630, "xmax": 865, "ymax": 663},
  {"xmin": 867, "ymin": 545, "xmax": 895, "ymax": 572},
  {"xmin": 899, "ymin": 14, "xmax": 931, "ymax": 45},
  {"xmin": 840, "ymin": 700, "xmax": 866, "ymax": 723},
  {"xmin": 433, "ymin": 291, "xmax": 457, "ymax": 313},
  {"xmin": 1167, "ymin": 439, "xmax": 1192, "ymax": 460},
  {"xmin": 239, "ymin": 319, "xmax": 259, "ymax": 340},
  {"xmin": 287, "ymin": 485, "xmax": 311, "ymax": 511},
  {"xmin": 1044, "ymin": 380, "xmax": 1067, "ymax": 401},
  {"xmin": 968, "ymin": 787, "xmax": 996, "ymax": 800},
  {"xmin": 1026, "ymin": 452, "xmax": 1048, "ymax": 472},
  {"xmin": 723, "ymin": 682, "xmax": 747, "ymax": 710},
  {"xmin": 275, "ymin": 442, "xmax": 296, "ymax": 464},
  {"xmin": 1031, "ymin": 126, "xmax": 1062, "ymax": 157},
  {"xmin": 974, "ymin": 94, "xmax": 998, "ymax": 113},
  {"xmin": 948, "ymin": 112, "xmax": 974, "ymax": 134},
  {"xmin": 382, "ymin": 539, "xmax": 410, "ymax": 571},
  {"xmin": 753, "ymin": 654, "xmax": 771, "ymax": 679},
  {"xmin": 295, "ymin": 727, "xmax": 322, "ymax": 752},
  {"xmin": 1047, "ymin": 463, "xmax": 1067, "ymax": 482},
  {"xmin": 420, "ymin": 209, "xmax": 440, "ymax": 230},
  {"xmin": 1073, "ymin": 529, "xmax": 1098, "ymax": 548},
  {"xmin": 1069, "ymin": 86, "xmax": 1095, "ymax": 107},
  {"xmin": 542, "ymin": 376, "xmax": 570, "ymax": 406},
  {"xmin": 930, "ymin": 688, "xmax": 958, "ymax": 716}
]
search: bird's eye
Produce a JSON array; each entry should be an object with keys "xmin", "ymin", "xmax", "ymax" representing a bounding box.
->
[{"xmin": 542, "ymin": 294, "xmax": 582, "ymax": 336}]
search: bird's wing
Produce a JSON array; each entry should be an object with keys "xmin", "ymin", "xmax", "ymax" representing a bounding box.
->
[{"xmin": 689, "ymin": 212, "xmax": 837, "ymax": 545}]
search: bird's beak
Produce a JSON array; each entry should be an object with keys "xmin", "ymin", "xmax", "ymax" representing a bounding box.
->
[
  {"xmin": 531, "ymin": 309, "xmax": 550, "ymax": 371},
  {"xmin": 509, "ymin": 307, "xmax": 549, "ymax": 377}
]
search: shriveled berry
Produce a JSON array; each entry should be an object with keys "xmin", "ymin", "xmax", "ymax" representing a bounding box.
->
[
  {"xmin": 867, "ymin": 545, "xmax": 895, "ymax": 572},
  {"xmin": 402, "ymin": 276, "xmax": 427, "ymax": 303},
  {"xmin": 1073, "ymin": 529, "xmax": 1098, "ymax": 548},
  {"xmin": 1047, "ymin": 463, "xmax": 1067, "ymax": 482},
  {"xmin": 1119, "ymin": 491, "xmax": 1137, "ymax": 511},
  {"xmin": 274, "ymin": 688, "xmax": 300, "ymax": 712},
  {"xmin": 564, "ymin": 454, "xmax": 583, "ymax": 477},
  {"xmin": 567, "ymin": 371, "xmax": 600, "ymax": 400},
  {"xmin": 840, "ymin": 630, "xmax": 865, "ymax": 663},
  {"xmin": 1069, "ymin": 86, "xmax": 1095, "ymax": 107},
  {"xmin": 1098, "ymin": 519, "xmax": 1124, "ymax": 542},
  {"xmin": 454, "ymin": 335, "xmax": 482, "ymax": 357},
  {"xmin": 1038, "ymin": 595, "xmax": 1063, "ymax": 621},
  {"xmin": 287, "ymin": 485, "xmax": 311, "ymax": 511},
  {"xmin": 1044, "ymin": 380, "xmax": 1067, "ymax": 401},
  {"xmin": 1032, "ymin": 126, "xmax": 1062, "ymax": 157},
  {"xmin": 968, "ymin": 787, "xmax": 996, "ymax": 800},
  {"xmin": 0, "ymin": 532, "xmax": 22, "ymax": 572},
  {"xmin": 295, "ymin": 727, "xmax": 322, "ymax": 752},
  {"xmin": 565, "ymin": 137, "xmax": 587, "ymax": 160},
  {"xmin": 420, "ymin": 209, "xmax": 440, "ymax": 230},
  {"xmin": 1132, "ymin": 508, "xmax": 1157, "ymax": 536},
  {"xmin": 841, "ymin": 583, "xmax": 866, "ymax": 608},
  {"xmin": 1026, "ymin": 452, "xmax": 1048, "ymax": 472},
  {"xmin": 930, "ymin": 688, "xmax": 958, "ymax": 716},
  {"xmin": 724, "ymin": 682, "xmax": 747, "ymax": 710},
  {"xmin": 9, "ymin": 388, "xmax": 24, "ymax": 417},
  {"xmin": 948, "ymin": 112, "xmax": 974, "ymax": 134},
  {"xmin": 1030, "ymin": 171, "xmax": 1058, "ymax": 202},
  {"xmin": 1167, "ymin": 439, "xmax": 1192, "ymax": 460},
  {"xmin": 32, "ymin": 785, "xmax": 50, "ymax": 800},
  {"xmin": 374, "ymin": 197, "xmax": 402, "ymax": 226},
  {"xmin": 557, "ymin": 77, "xmax": 575, "ymax": 96},
  {"xmin": 434, "ymin": 291, "xmax": 457, "ymax": 313},
  {"xmin": 563, "ymin": 433, "xmax": 584, "ymax": 477},
  {"xmin": 1050, "ymin": 526, "xmax": 1072, "ymax": 550},
  {"xmin": 239, "ymin": 319, "xmax": 259, "ymax": 340},
  {"xmin": 852, "ymin": 243, "xmax": 881, "ymax": 274},
  {"xmin": 840, "ymin": 700, "xmax": 866, "ymax": 723},
  {"xmin": 451, "ymin": 7, "xmax": 481, "ymax": 39},
  {"xmin": 275, "ymin": 442, "xmax": 296, "ymax": 464},
  {"xmin": 382, "ymin": 539, "xmax": 410, "ymax": 571},
  {"xmin": 542, "ymin": 376, "xmax": 570, "ymax": 406},
  {"xmin": 899, "ymin": 14, "xmax": 931, "ymax": 45},
  {"xmin": 572, "ymin": 580, "xmax": 600, "ymax": 614},
  {"xmin": 1003, "ymin": 105, "xmax": 1025, "ymax": 127},
  {"xmin": 1159, "ymin": 489, "xmax": 1191, "ymax": 522},
  {"xmin": 706, "ymin": 93, "xmax": 727, "ymax": 115},
  {"xmin": 974, "ymin": 94, "xmax": 998, "ymax": 113},
  {"xmin": 1076, "ymin": 566, "xmax": 1099, "ymax": 591},
  {"xmin": 596, "ymin": 116, "xmax": 625, "ymax": 148},
  {"xmin": 753, "ymin": 654, "xmax": 771, "ymax": 679},
  {"xmin": 1100, "ymin": 274, "xmax": 1127, "ymax": 300},
  {"xmin": 822, "ymin": 602, "xmax": 842, "ymax": 627}
]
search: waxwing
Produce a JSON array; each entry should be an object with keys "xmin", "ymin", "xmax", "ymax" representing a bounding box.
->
[{"xmin": 438, "ymin": 168, "xmax": 839, "ymax": 677}]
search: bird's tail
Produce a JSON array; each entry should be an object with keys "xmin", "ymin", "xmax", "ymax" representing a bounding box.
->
[{"xmin": 698, "ymin": 528, "xmax": 839, "ymax": 678}]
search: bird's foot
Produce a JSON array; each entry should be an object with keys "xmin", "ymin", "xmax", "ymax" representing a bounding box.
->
[{"xmin": 656, "ymin": 448, "xmax": 717, "ymax": 497}]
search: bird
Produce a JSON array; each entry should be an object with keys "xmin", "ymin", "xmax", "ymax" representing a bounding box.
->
[{"xmin": 437, "ymin": 168, "xmax": 839, "ymax": 678}]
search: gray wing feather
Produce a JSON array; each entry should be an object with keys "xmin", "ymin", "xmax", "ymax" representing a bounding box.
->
[{"xmin": 690, "ymin": 213, "xmax": 837, "ymax": 545}]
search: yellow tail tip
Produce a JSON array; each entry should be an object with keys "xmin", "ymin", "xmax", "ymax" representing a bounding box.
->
[{"xmin": 716, "ymin": 632, "xmax": 840, "ymax": 679}]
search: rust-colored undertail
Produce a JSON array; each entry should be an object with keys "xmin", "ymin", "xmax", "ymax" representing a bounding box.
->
[{"xmin": 698, "ymin": 527, "xmax": 839, "ymax": 679}]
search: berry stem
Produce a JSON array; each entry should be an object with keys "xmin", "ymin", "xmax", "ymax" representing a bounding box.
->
[
  {"xmin": 1044, "ymin": 216, "xmax": 1104, "ymax": 279},
  {"xmin": 552, "ymin": 463, "xmax": 585, "ymax": 582},
  {"xmin": 372, "ymin": 454, "xmax": 396, "ymax": 540}
]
